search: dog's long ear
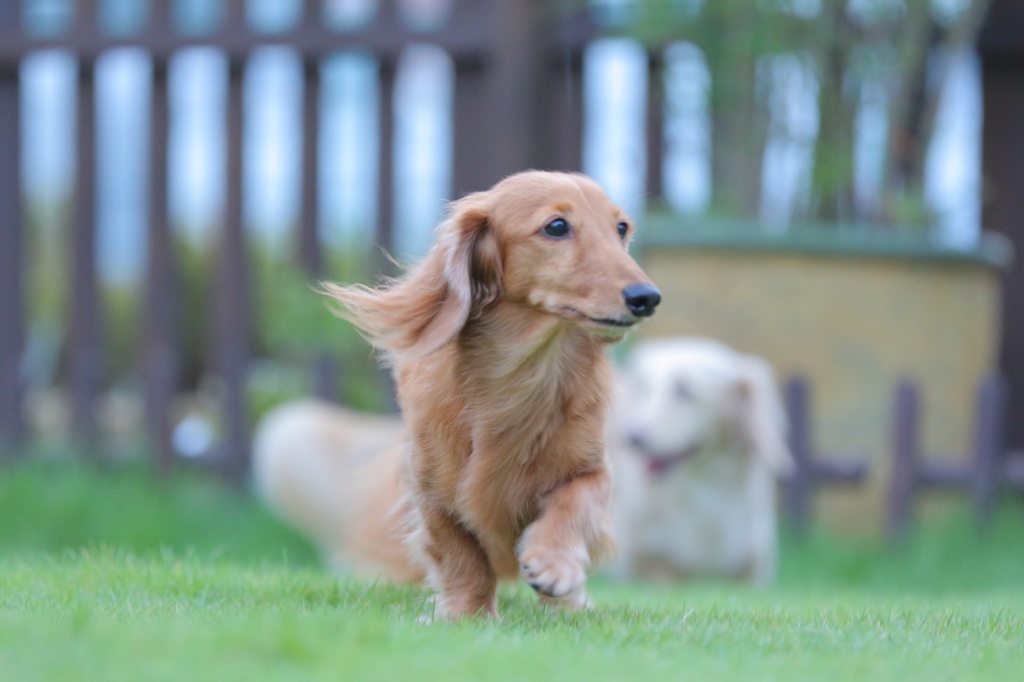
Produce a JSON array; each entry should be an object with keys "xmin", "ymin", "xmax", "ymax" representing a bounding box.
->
[
  {"xmin": 322, "ymin": 191, "xmax": 501, "ymax": 360},
  {"xmin": 734, "ymin": 357, "xmax": 794, "ymax": 477},
  {"xmin": 437, "ymin": 191, "xmax": 503, "ymax": 324}
]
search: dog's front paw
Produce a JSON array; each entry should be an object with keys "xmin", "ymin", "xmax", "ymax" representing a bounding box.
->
[
  {"xmin": 518, "ymin": 547, "xmax": 587, "ymax": 601},
  {"xmin": 538, "ymin": 591, "xmax": 591, "ymax": 612}
]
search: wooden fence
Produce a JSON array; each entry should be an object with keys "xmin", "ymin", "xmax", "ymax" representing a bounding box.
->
[
  {"xmin": 0, "ymin": 0, "xmax": 635, "ymax": 480},
  {"xmin": 0, "ymin": 1, "xmax": 1017, "ymax": 535},
  {"xmin": 783, "ymin": 374, "xmax": 1019, "ymax": 540}
]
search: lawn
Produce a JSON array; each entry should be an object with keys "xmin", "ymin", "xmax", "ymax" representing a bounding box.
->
[{"xmin": 1, "ymin": 461, "xmax": 1022, "ymax": 681}]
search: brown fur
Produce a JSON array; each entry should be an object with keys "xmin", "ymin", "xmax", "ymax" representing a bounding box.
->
[{"xmin": 323, "ymin": 171, "xmax": 658, "ymax": 618}]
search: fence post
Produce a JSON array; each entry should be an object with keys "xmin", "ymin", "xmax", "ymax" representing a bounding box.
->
[
  {"xmin": 375, "ymin": 52, "xmax": 399, "ymax": 411},
  {"xmin": 782, "ymin": 375, "xmax": 869, "ymax": 535},
  {"xmin": 540, "ymin": 8, "xmax": 588, "ymax": 173},
  {"xmin": 299, "ymin": 55, "xmax": 338, "ymax": 402},
  {"xmin": 212, "ymin": 52, "xmax": 251, "ymax": 484},
  {"xmin": 0, "ymin": 36, "xmax": 26, "ymax": 457},
  {"xmin": 887, "ymin": 379, "xmax": 919, "ymax": 544},
  {"xmin": 646, "ymin": 51, "xmax": 664, "ymax": 201},
  {"xmin": 69, "ymin": 56, "xmax": 104, "ymax": 454},
  {"xmin": 783, "ymin": 376, "xmax": 812, "ymax": 534},
  {"xmin": 143, "ymin": 58, "xmax": 178, "ymax": 478},
  {"xmin": 452, "ymin": 0, "xmax": 547, "ymax": 195},
  {"xmin": 971, "ymin": 374, "xmax": 1008, "ymax": 527},
  {"xmin": 376, "ymin": 57, "xmax": 396, "ymax": 266},
  {"xmin": 298, "ymin": 62, "xmax": 322, "ymax": 278}
]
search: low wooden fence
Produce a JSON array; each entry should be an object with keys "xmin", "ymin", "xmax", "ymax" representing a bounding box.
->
[{"xmin": 783, "ymin": 374, "xmax": 1019, "ymax": 539}]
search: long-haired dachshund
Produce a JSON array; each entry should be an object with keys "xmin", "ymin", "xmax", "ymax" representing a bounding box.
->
[{"xmin": 311, "ymin": 171, "xmax": 659, "ymax": 618}]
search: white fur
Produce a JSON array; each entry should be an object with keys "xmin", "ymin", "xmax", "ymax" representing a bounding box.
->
[
  {"xmin": 251, "ymin": 400, "xmax": 416, "ymax": 579},
  {"xmin": 608, "ymin": 338, "xmax": 793, "ymax": 586}
]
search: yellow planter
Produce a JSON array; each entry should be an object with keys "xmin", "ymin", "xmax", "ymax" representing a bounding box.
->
[{"xmin": 636, "ymin": 219, "xmax": 1010, "ymax": 534}]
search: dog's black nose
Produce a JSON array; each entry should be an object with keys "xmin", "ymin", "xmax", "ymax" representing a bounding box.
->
[{"xmin": 623, "ymin": 283, "xmax": 661, "ymax": 318}]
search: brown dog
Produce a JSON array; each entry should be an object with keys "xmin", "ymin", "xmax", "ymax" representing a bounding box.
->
[{"xmin": 322, "ymin": 171, "xmax": 660, "ymax": 618}]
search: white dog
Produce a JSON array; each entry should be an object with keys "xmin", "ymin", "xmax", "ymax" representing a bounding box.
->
[
  {"xmin": 252, "ymin": 400, "xmax": 422, "ymax": 582},
  {"xmin": 608, "ymin": 338, "xmax": 793, "ymax": 586}
]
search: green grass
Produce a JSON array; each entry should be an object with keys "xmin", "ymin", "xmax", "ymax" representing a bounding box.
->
[
  {"xmin": 0, "ymin": 460, "xmax": 319, "ymax": 565},
  {"xmin": 2, "ymin": 461, "xmax": 1023, "ymax": 681}
]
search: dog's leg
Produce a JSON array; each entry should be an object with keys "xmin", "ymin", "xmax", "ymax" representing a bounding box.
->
[
  {"xmin": 517, "ymin": 468, "xmax": 615, "ymax": 611},
  {"xmin": 415, "ymin": 504, "xmax": 498, "ymax": 620}
]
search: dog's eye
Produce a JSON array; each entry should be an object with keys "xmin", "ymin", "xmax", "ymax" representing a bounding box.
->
[
  {"xmin": 617, "ymin": 222, "xmax": 629, "ymax": 239},
  {"xmin": 542, "ymin": 218, "xmax": 571, "ymax": 239}
]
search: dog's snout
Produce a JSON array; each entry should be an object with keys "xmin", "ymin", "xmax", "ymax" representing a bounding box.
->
[{"xmin": 623, "ymin": 283, "xmax": 662, "ymax": 318}]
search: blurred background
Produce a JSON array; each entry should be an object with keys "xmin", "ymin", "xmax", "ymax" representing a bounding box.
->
[{"xmin": 0, "ymin": 0, "xmax": 1023, "ymax": 545}]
